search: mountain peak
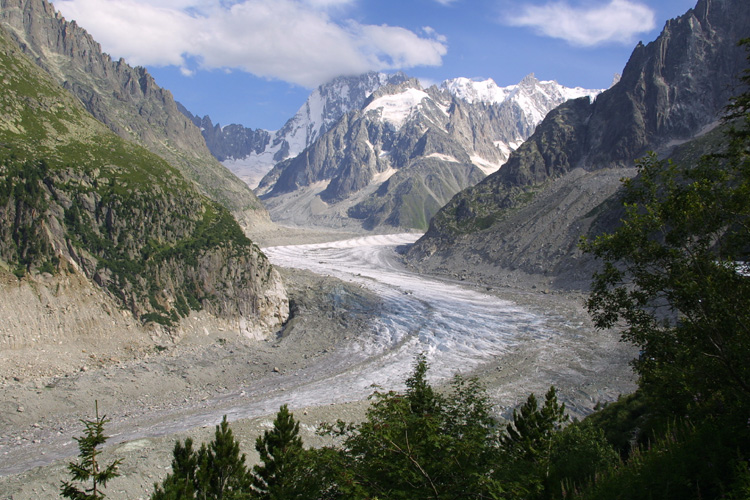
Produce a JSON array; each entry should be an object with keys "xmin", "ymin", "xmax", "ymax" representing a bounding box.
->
[
  {"xmin": 406, "ymin": 0, "xmax": 750, "ymax": 285},
  {"xmin": 520, "ymin": 73, "xmax": 538, "ymax": 86}
]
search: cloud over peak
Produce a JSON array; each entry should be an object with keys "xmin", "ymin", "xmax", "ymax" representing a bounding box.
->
[
  {"xmin": 51, "ymin": 0, "xmax": 447, "ymax": 87},
  {"xmin": 507, "ymin": 0, "xmax": 656, "ymax": 47}
]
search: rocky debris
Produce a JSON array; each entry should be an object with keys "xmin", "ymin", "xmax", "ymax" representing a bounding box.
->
[{"xmin": 0, "ymin": 259, "xmax": 636, "ymax": 500}]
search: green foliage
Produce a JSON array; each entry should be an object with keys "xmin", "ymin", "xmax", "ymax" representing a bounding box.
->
[
  {"xmin": 572, "ymin": 420, "xmax": 748, "ymax": 500},
  {"xmin": 252, "ymin": 405, "xmax": 311, "ymax": 499},
  {"xmin": 577, "ymin": 38, "xmax": 750, "ymax": 499},
  {"xmin": 60, "ymin": 401, "xmax": 122, "ymax": 500},
  {"xmin": 0, "ymin": 133, "xmax": 258, "ymax": 323},
  {"xmin": 150, "ymin": 362, "xmax": 642, "ymax": 500},
  {"xmin": 0, "ymin": 157, "xmax": 53, "ymax": 271},
  {"xmin": 495, "ymin": 386, "xmax": 569, "ymax": 498},
  {"xmin": 547, "ymin": 421, "xmax": 619, "ymax": 498},
  {"xmin": 580, "ymin": 391, "xmax": 654, "ymax": 458},
  {"xmin": 318, "ymin": 355, "xmax": 501, "ymax": 499},
  {"xmin": 0, "ymin": 29, "xmax": 262, "ymax": 324},
  {"xmin": 150, "ymin": 416, "xmax": 251, "ymax": 500},
  {"xmin": 151, "ymin": 439, "xmax": 198, "ymax": 500},
  {"xmin": 582, "ymin": 132, "xmax": 750, "ymax": 419},
  {"xmin": 501, "ymin": 386, "xmax": 568, "ymax": 463},
  {"xmin": 197, "ymin": 416, "xmax": 252, "ymax": 499}
]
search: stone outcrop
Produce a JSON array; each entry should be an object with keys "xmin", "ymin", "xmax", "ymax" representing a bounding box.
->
[
  {"xmin": 257, "ymin": 75, "xmax": 600, "ymax": 231},
  {"xmin": 0, "ymin": 0, "xmax": 270, "ymax": 231},
  {"xmin": 179, "ymin": 104, "xmax": 272, "ymax": 163},
  {"xmin": 406, "ymin": 0, "xmax": 750, "ymax": 286},
  {"xmin": 0, "ymin": 26, "xmax": 288, "ymax": 339}
]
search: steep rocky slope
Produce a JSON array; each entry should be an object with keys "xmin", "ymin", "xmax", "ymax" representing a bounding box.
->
[
  {"xmin": 406, "ymin": 0, "xmax": 750, "ymax": 287},
  {"xmin": 0, "ymin": 0, "xmax": 269, "ymax": 230},
  {"xmin": 257, "ymin": 75, "xmax": 601, "ymax": 231},
  {"xmin": 185, "ymin": 72, "xmax": 410, "ymax": 189},
  {"xmin": 0, "ymin": 27, "xmax": 287, "ymax": 342}
]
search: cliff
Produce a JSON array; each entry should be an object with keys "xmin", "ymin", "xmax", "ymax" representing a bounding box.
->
[
  {"xmin": 407, "ymin": 0, "xmax": 750, "ymax": 286},
  {"xmin": 0, "ymin": 26, "xmax": 288, "ymax": 339},
  {"xmin": 0, "ymin": 0, "xmax": 270, "ymax": 230}
]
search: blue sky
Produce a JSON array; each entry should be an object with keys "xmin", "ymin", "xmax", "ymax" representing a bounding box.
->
[{"xmin": 50, "ymin": 0, "xmax": 697, "ymax": 130}]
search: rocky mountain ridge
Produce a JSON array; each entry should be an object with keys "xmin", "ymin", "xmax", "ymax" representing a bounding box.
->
[
  {"xmin": 0, "ymin": 0, "xmax": 270, "ymax": 230},
  {"xmin": 406, "ymin": 0, "xmax": 750, "ymax": 288},
  {"xmin": 253, "ymin": 74, "xmax": 602, "ymax": 231},
  {"xmin": 185, "ymin": 72, "xmax": 600, "ymax": 196},
  {"xmin": 0, "ymin": 25, "xmax": 288, "ymax": 344},
  {"xmin": 191, "ymin": 72, "xmax": 410, "ymax": 189}
]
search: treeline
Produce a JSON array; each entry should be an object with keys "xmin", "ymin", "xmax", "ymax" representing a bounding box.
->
[
  {"xmin": 141, "ymin": 360, "xmax": 748, "ymax": 500},
  {"xmin": 60, "ymin": 355, "xmax": 750, "ymax": 499}
]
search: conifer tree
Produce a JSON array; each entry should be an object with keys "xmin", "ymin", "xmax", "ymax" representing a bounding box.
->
[
  {"xmin": 502, "ymin": 386, "xmax": 568, "ymax": 463},
  {"xmin": 252, "ymin": 404, "xmax": 306, "ymax": 499},
  {"xmin": 150, "ymin": 416, "xmax": 251, "ymax": 500},
  {"xmin": 196, "ymin": 416, "xmax": 251, "ymax": 499},
  {"xmin": 498, "ymin": 386, "xmax": 568, "ymax": 497},
  {"xmin": 60, "ymin": 401, "xmax": 122, "ymax": 500},
  {"xmin": 150, "ymin": 438, "xmax": 198, "ymax": 500}
]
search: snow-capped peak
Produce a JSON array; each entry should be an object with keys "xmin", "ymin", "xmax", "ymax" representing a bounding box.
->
[
  {"xmin": 442, "ymin": 73, "xmax": 602, "ymax": 107},
  {"xmin": 273, "ymin": 71, "xmax": 411, "ymax": 157},
  {"xmin": 364, "ymin": 88, "xmax": 431, "ymax": 130},
  {"xmin": 441, "ymin": 77, "xmax": 514, "ymax": 105}
]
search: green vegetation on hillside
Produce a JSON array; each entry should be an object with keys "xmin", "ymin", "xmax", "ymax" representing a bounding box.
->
[
  {"xmin": 0, "ymin": 26, "xmax": 272, "ymax": 325},
  {"xmin": 576, "ymin": 38, "xmax": 750, "ymax": 499}
]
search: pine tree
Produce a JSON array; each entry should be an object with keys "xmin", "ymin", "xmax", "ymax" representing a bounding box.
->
[
  {"xmin": 150, "ymin": 438, "xmax": 198, "ymax": 500},
  {"xmin": 252, "ymin": 405, "xmax": 305, "ymax": 499},
  {"xmin": 151, "ymin": 416, "xmax": 251, "ymax": 500},
  {"xmin": 60, "ymin": 401, "xmax": 122, "ymax": 500},
  {"xmin": 502, "ymin": 386, "xmax": 568, "ymax": 463},
  {"xmin": 497, "ymin": 386, "xmax": 568, "ymax": 497},
  {"xmin": 196, "ymin": 416, "xmax": 251, "ymax": 499}
]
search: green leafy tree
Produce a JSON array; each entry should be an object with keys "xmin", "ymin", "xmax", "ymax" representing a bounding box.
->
[
  {"xmin": 60, "ymin": 401, "xmax": 122, "ymax": 500},
  {"xmin": 320, "ymin": 354, "xmax": 499, "ymax": 499},
  {"xmin": 547, "ymin": 421, "xmax": 619, "ymax": 498},
  {"xmin": 581, "ymin": 46, "xmax": 750, "ymax": 417},
  {"xmin": 574, "ymin": 38, "xmax": 750, "ymax": 499},
  {"xmin": 252, "ymin": 404, "xmax": 309, "ymax": 499}
]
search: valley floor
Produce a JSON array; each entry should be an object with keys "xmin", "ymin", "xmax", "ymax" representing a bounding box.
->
[{"xmin": 0, "ymin": 226, "xmax": 636, "ymax": 500}]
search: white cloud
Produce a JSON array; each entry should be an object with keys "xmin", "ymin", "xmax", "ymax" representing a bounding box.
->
[
  {"xmin": 50, "ymin": 0, "xmax": 447, "ymax": 87},
  {"xmin": 433, "ymin": 0, "xmax": 458, "ymax": 5},
  {"xmin": 507, "ymin": 0, "xmax": 656, "ymax": 47}
]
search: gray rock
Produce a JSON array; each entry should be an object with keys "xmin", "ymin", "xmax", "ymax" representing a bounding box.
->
[{"xmin": 407, "ymin": 0, "xmax": 750, "ymax": 288}]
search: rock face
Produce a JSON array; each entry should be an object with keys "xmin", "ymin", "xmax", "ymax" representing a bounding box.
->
[
  {"xmin": 0, "ymin": 0, "xmax": 269, "ymax": 230},
  {"xmin": 406, "ymin": 0, "xmax": 750, "ymax": 287},
  {"xmin": 0, "ymin": 27, "xmax": 288, "ymax": 339},
  {"xmin": 184, "ymin": 72, "xmax": 410, "ymax": 189},
  {"xmin": 256, "ymin": 75, "xmax": 601, "ymax": 231},
  {"xmin": 179, "ymin": 103, "xmax": 272, "ymax": 163}
]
